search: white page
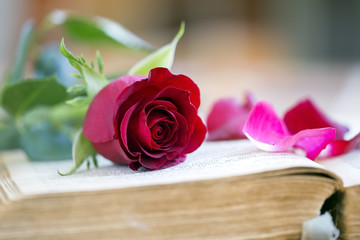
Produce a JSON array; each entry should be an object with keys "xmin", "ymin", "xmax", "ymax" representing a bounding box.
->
[
  {"xmin": 318, "ymin": 149, "xmax": 360, "ymax": 188},
  {"xmin": 3, "ymin": 140, "xmax": 326, "ymax": 196}
]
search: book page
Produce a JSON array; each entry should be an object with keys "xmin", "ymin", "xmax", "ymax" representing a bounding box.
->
[
  {"xmin": 2, "ymin": 140, "xmax": 328, "ymax": 196},
  {"xmin": 318, "ymin": 149, "xmax": 360, "ymax": 187}
]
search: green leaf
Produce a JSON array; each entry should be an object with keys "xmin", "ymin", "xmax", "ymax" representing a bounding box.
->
[
  {"xmin": 66, "ymin": 84, "xmax": 87, "ymax": 101},
  {"xmin": 6, "ymin": 20, "xmax": 34, "ymax": 84},
  {"xmin": 66, "ymin": 96, "xmax": 91, "ymax": 108},
  {"xmin": 96, "ymin": 51, "xmax": 104, "ymax": 74},
  {"xmin": 82, "ymin": 65, "xmax": 108, "ymax": 98},
  {"xmin": 92, "ymin": 155, "xmax": 98, "ymax": 168},
  {"xmin": 71, "ymin": 74, "xmax": 82, "ymax": 79},
  {"xmin": 60, "ymin": 39, "xmax": 108, "ymax": 98},
  {"xmin": 58, "ymin": 129, "xmax": 96, "ymax": 176},
  {"xmin": 59, "ymin": 39, "xmax": 84, "ymax": 72},
  {"xmin": 1, "ymin": 76, "xmax": 67, "ymax": 117},
  {"xmin": 0, "ymin": 120, "xmax": 20, "ymax": 150},
  {"xmin": 128, "ymin": 22, "xmax": 185, "ymax": 75},
  {"xmin": 48, "ymin": 104, "xmax": 86, "ymax": 129},
  {"xmin": 45, "ymin": 10, "xmax": 153, "ymax": 51},
  {"xmin": 19, "ymin": 118, "xmax": 72, "ymax": 161},
  {"xmin": 20, "ymin": 105, "xmax": 85, "ymax": 144},
  {"xmin": 67, "ymin": 84, "xmax": 86, "ymax": 96}
]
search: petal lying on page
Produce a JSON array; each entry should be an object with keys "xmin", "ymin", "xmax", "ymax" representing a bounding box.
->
[
  {"xmin": 284, "ymin": 99, "xmax": 349, "ymax": 140},
  {"xmin": 322, "ymin": 132, "xmax": 360, "ymax": 158},
  {"xmin": 243, "ymin": 101, "xmax": 336, "ymax": 160},
  {"xmin": 292, "ymin": 128, "xmax": 337, "ymax": 160},
  {"xmin": 206, "ymin": 92, "xmax": 256, "ymax": 141}
]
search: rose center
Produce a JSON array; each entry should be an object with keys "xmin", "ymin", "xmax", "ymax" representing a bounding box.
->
[
  {"xmin": 151, "ymin": 122, "xmax": 169, "ymax": 140},
  {"xmin": 146, "ymin": 106, "xmax": 178, "ymax": 147}
]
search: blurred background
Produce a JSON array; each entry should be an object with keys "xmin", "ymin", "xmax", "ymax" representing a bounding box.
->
[{"xmin": 1, "ymin": 0, "xmax": 360, "ymax": 131}]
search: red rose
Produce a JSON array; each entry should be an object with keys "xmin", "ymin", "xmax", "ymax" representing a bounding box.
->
[{"xmin": 83, "ymin": 67, "xmax": 207, "ymax": 170}]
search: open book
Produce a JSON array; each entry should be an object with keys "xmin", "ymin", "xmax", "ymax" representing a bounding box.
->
[
  {"xmin": 0, "ymin": 139, "xmax": 358, "ymax": 239},
  {"xmin": 317, "ymin": 152, "xmax": 360, "ymax": 240}
]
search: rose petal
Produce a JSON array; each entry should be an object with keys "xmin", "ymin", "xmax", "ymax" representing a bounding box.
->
[
  {"xmin": 146, "ymin": 100, "xmax": 178, "ymax": 120},
  {"xmin": 114, "ymin": 84, "xmax": 159, "ymax": 139},
  {"xmin": 182, "ymin": 116, "xmax": 207, "ymax": 154},
  {"xmin": 169, "ymin": 111, "xmax": 188, "ymax": 148},
  {"xmin": 148, "ymin": 68, "xmax": 201, "ymax": 109},
  {"xmin": 139, "ymin": 156, "xmax": 170, "ymax": 170},
  {"xmin": 131, "ymin": 136, "xmax": 167, "ymax": 159},
  {"xmin": 284, "ymin": 99, "xmax": 349, "ymax": 140},
  {"xmin": 147, "ymin": 107, "xmax": 174, "ymax": 128},
  {"xmin": 158, "ymin": 154, "xmax": 186, "ymax": 169},
  {"xmin": 243, "ymin": 101, "xmax": 336, "ymax": 160},
  {"xmin": 83, "ymin": 75, "xmax": 144, "ymax": 143},
  {"xmin": 139, "ymin": 154, "xmax": 186, "ymax": 170},
  {"xmin": 92, "ymin": 139, "xmax": 131, "ymax": 164},
  {"xmin": 292, "ymin": 128, "xmax": 337, "ymax": 160},
  {"xmin": 153, "ymin": 87, "xmax": 197, "ymax": 124},
  {"xmin": 120, "ymin": 103, "xmax": 141, "ymax": 159},
  {"xmin": 129, "ymin": 161, "xmax": 142, "ymax": 171},
  {"xmin": 129, "ymin": 107, "xmax": 153, "ymax": 151},
  {"xmin": 207, "ymin": 94, "xmax": 255, "ymax": 141},
  {"xmin": 322, "ymin": 132, "xmax": 360, "ymax": 157},
  {"xmin": 151, "ymin": 120, "xmax": 177, "ymax": 146},
  {"xmin": 243, "ymin": 101, "xmax": 290, "ymax": 149},
  {"xmin": 148, "ymin": 110, "xmax": 178, "ymax": 149}
]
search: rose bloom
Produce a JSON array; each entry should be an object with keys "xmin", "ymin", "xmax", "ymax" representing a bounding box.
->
[{"xmin": 83, "ymin": 67, "xmax": 207, "ymax": 170}]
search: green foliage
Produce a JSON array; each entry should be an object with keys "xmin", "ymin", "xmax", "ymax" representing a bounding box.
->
[
  {"xmin": 45, "ymin": 10, "xmax": 153, "ymax": 51},
  {"xmin": 19, "ymin": 121, "xmax": 72, "ymax": 160},
  {"xmin": 58, "ymin": 129, "xmax": 97, "ymax": 176},
  {"xmin": 96, "ymin": 51, "xmax": 104, "ymax": 74},
  {"xmin": 66, "ymin": 96, "xmax": 91, "ymax": 108},
  {"xmin": 60, "ymin": 39, "xmax": 108, "ymax": 99},
  {"xmin": 1, "ymin": 76, "xmax": 67, "ymax": 117},
  {"xmin": 48, "ymin": 104, "xmax": 86, "ymax": 130},
  {"xmin": 15, "ymin": 105, "xmax": 85, "ymax": 160},
  {"xmin": 0, "ymin": 120, "xmax": 20, "ymax": 150},
  {"xmin": 7, "ymin": 20, "xmax": 34, "ymax": 84},
  {"xmin": 66, "ymin": 85, "xmax": 87, "ymax": 99},
  {"xmin": 128, "ymin": 22, "xmax": 185, "ymax": 75}
]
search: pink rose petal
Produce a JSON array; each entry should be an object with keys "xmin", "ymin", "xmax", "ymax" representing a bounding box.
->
[
  {"xmin": 120, "ymin": 103, "xmax": 142, "ymax": 159},
  {"xmin": 158, "ymin": 154, "xmax": 186, "ymax": 169},
  {"xmin": 139, "ymin": 156, "xmax": 171, "ymax": 170},
  {"xmin": 284, "ymin": 99, "xmax": 348, "ymax": 140},
  {"xmin": 83, "ymin": 75, "xmax": 144, "ymax": 143},
  {"xmin": 322, "ymin": 132, "xmax": 360, "ymax": 157},
  {"xmin": 92, "ymin": 139, "xmax": 132, "ymax": 164},
  {"xmin": 182, "ymin": 116, "xmax": 207, "ymax": 154},
  {"xmin": 148, "ymin": 68, "xmax": 201, "ymax": 109},
  {"xmin": 292, "ymin": 128, "xmax": 337, "ymax": 160},
  {"xmin": 129, "ymin": 154, "xmax": 186, "ymax": 171},
  {"xmin": 243, "ymin": 101, "xmax": 336, "ymax": 160},
  {"xmin": 206, "ymin": 92, "xmax": 255, "ymax": 141}
]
